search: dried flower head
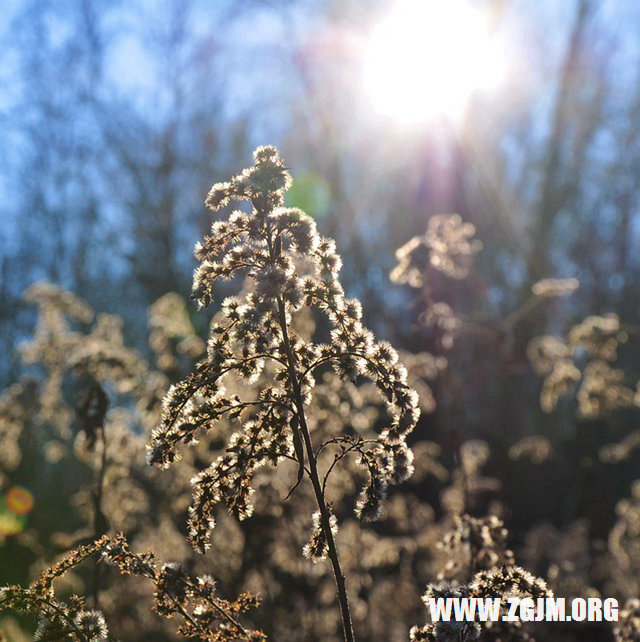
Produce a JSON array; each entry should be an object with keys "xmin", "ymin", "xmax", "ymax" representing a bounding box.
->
[{"xmin": 303, "ymin": 508, "xmax": 339, "ymax": 562}]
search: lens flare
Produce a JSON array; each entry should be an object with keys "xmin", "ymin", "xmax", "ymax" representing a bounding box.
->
[{"xmin": 6, "ymin": 485, "xmax": 35, "ymax": 516}]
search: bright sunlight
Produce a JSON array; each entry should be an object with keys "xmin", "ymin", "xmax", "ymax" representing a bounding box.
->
[{"xmin": 363, "ymin": 0, "xmax": 506, "ymax": 123}]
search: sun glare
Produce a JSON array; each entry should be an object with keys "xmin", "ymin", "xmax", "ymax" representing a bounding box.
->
[{"xmin": 363, "ymin": 0, "xmax": 505, "ymax": 123}]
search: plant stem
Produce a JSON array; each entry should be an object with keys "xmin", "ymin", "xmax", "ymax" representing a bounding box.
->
[
  {"xmin": 276, "ymin": 297, "xmax": 356, "ymax": 642},
  {"xmin": 260, "ymin": 203, "xmax": 355, "ymax": 641},
  {"xmin": 93, "ymin": 424, "xmax": 108, "ymax": 609}
]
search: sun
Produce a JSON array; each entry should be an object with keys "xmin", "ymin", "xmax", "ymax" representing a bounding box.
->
[{"xmin": 363, "ymin": 0, "xmax": 505, "ymax": 123}]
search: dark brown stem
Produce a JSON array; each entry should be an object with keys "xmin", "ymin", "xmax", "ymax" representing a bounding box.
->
[
  {"xmin": 276, "ymin": 297, "xmax": 355, "ymax": 642},
  {"xmin": 258, "ymin": 200, "xmax": 355, "ymax": 641}
]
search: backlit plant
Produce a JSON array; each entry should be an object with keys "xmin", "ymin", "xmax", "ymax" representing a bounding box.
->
[{"xmin": 147, "ymin": 146, "xmax": 421, "ymax": 641}]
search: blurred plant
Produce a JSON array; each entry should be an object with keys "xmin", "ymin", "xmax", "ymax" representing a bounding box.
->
[
  {"xmin": 528, "ymin": 313, "xmax": 637, "ymax": 417},
  {"xmin": 615, "ymin": 599, "xmax": 640, "ymax": 641},
  {"xmin": 521, "ymin": 519, "xmax": 600, "ymax": 606},
  {"xmin": 508, "ymin": 436, "xmax": 553, "ymax": 465},
  {"xmin": 149, "ymin": 293, "xmax": 206, "ymax": 376},
  {"xmin": 391, "ymin": 214, "xmax": 481, "ymax": 350},
  {"xmin": 391, "ymin": 214, "xmax": 482, "ymax": 286},
  {"xmin": 608, "ymin": 480, "xmax": 640, "ymax": 600},
  {"xmin": 391, "ymin": 217, "xmax": 582, "ymax": 353}
]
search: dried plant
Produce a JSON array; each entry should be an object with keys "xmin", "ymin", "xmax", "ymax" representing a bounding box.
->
[
  {"xmin": 147, "ymin": 146, "xmax": 421, "ymax": 641},
  {"xmin": 528, "ymin": 314, "xmax": 637, "ymax": 417},
  {"xmin": 0, "ymin": 533, "xmax": 264, "ymax": 641}
]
